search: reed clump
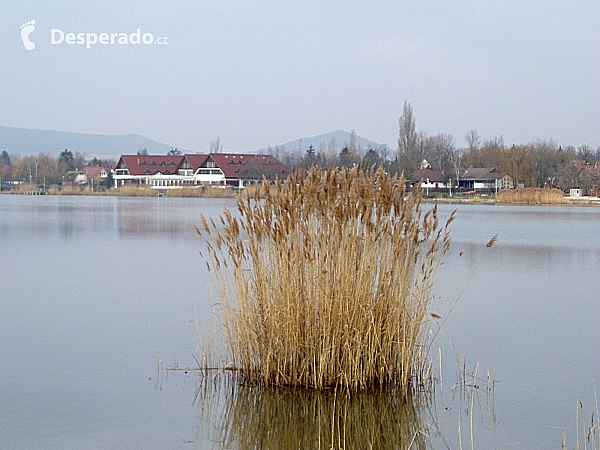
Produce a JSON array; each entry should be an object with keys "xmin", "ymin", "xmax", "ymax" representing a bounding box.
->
[
  {"xmin": 496, "ymin": 187, "xmax": 568, "ymax": 204},
  {"xmin": 114, "ymin": 184, "xmax": 157, "ymax": 197},
  {"xmin": 197, "ymin": 165, "xmax": 453, "ymax": 393},
  {"xmin": 165, "ymin": 186, "xmax": 238, "ymax": 198}
]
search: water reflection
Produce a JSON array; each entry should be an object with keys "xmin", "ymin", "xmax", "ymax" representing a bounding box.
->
[{"xmin": 197, "ymin": 384, "xmax": 429, "ymax": 450}]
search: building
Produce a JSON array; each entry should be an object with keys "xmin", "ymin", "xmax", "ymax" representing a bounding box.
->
[
  {"xmin": 113, "ymin": 153, "xmax": 289, "ymax": 189},
  {"xmin": 412, "ymin": 169, "xmax": 447, "ymax": 189},
  {"xmin": 81, "ymin": 166, "xmax": 112, "ymax": 186},
  {"xmin": 412, "ymin": 167, "xmax": 514, "ymax": 192},
  {"xmin": 450, "ymin": 168, "xmax": 514, "ymax": 191}
]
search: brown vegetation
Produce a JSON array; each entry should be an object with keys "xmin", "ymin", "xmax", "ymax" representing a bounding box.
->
[
  {"xmin": 197, "ymin": 165, "xmax": 453, "ymax": 393},
  {"xmin": 165, "ymin": 185, "xmax": 238, "ymax": 198},
  {"xmin": 112, "ymin": 184, "xmax": 157, "ymax": 197},
  {"xmin": 496, "ymin": 187, "xmax": 569, "ymax": 204}
]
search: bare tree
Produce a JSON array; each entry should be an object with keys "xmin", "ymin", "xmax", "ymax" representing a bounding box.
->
[
  {"xmin": 397, "ymin": 101, "xmax": 419, "ymax": 177},
  {"xmin": 348, "ymin": 129, "xmax": 358, "ymax": 155},
  {"xmin": 577, "ymin": 145, "xmax": 594, "ymax": 164},
  {"xmin": 326, "ymin": 137, "xmax": 338, "ymax": 166},
  {"xmin": 465, "ymin": 129, "xmax": 481, "ymax": 152},
  {"xmin": 210, "ymin": 137, "xmax": 223, "ymax": 153},
  {"xmin": 423, "ymin": 133, "xmax": 455, "ymax": 172},
  {"xmin": 74, "ymin": 151, "xmax": 87, "ymax": 170}
]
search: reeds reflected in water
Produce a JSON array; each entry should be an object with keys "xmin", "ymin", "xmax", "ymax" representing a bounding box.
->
[{"xmin": 197, "ymin": 382, "xmax": 430, "ymax": 450}]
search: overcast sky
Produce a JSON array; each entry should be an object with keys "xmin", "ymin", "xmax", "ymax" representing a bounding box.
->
[{"xmin": 2, "ymin": 1, "xmax": 599, "ymax": 153}]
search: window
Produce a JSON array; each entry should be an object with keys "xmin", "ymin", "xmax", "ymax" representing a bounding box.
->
[
  {"xmin": 160, "ymin": 161, "xmax": 165, "ymax": 167},
  {"xmin": 150, "ymin": 161, "xmax": 156, "ymax": 166},
  {"xmin": 140, "ymin": 161, "xmax": 147, "ymax": 166}
]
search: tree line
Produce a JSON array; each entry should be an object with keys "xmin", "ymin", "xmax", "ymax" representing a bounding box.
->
[
  {"xmin": 267, "ymin": 102, "xmax": 600, "ymax": 192},
  {"xmin": 0, "ymin": 149, "xmax": 115, "ymax": 186}
]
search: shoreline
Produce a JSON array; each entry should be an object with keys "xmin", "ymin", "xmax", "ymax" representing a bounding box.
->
[{"xmin": 2, "ymin": 188, "xmax": 600, "ymax": 206}]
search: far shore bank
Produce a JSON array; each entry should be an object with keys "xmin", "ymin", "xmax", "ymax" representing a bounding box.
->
[{"xmin": 2, "ymin": 189, "xmax": 600, "ymax": 206}]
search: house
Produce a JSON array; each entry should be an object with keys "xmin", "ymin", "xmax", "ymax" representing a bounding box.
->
[
  {"xmin": 207, "ymin": 153, "xmax": 290, "ymax": 187},
  {"xmin": 449, "ymin": 168, "xmax": 514, "ymax": 191},
  {"xmin": 81, "ymin": 166, "xmax": 112, "ymax": 186},
  {"xmin": 113, "ymin": 153, "xmax": 289, "ymax": 189},
  {"xmin": 113, "ymin": 155, "xmax": 190, "ymax": 188},
  {"xmin": 412, "ymin": 167, "xmax": 514, "ymax": 193},
  {"xmin": 413, "ymin": 169, "xmax": 447, "ymax": 189}
]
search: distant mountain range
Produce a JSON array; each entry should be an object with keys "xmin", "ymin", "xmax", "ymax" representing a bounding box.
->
[
  {"xmin": 261, "ymin": 130, "xmax": 385, "ymax": 153},
  {"xmin": 0, "ymin": 126, "xmax": 186, "ymax": 160},
  {"xmin": 0, "ymin": 126, "xmax": 386, "ymax": 160}
]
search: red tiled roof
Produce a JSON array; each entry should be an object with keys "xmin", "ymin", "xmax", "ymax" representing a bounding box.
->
[
  {"xmin": 209, "ymin": 153, "xmax": 290, "ymax": 180},
  {"xmin": 116, "ymin": 153, "xmax": 290, "ymax": 180},
  {"xmin": 185, "ymin": 154, "xmax": 210, "ymax": 171},
  {"xmin": 82, "ymin": 166, "xmax": 109, "ymax": 177},
  {"xmin": 117, "ymin": 155, "xmax": 185, "ymax": 176}
]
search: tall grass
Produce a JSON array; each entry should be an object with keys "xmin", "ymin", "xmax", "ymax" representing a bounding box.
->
[
  {"xmin": 197, "ymin": 165, "xmax": 453, "ymax": 393},
  {"xmin": 113, "ymin": 184, "xmax": 157, "ymax": 196},
  {"xmin": 165, "ymin": 185, "xmax": 238, "ymax": 198},
  {"xmin": 497, "ymin": 187, "xmax": 568, "ymax": 204}
]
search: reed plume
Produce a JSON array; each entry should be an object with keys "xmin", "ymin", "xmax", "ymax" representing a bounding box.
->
[{"xmin": 197, "ymin": 165, "xmax": 453, "ymax": 393}]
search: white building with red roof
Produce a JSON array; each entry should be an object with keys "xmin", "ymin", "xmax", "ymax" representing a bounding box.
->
[{"xmin": 113, "ymin": 153, "xmax": 289, "ymax": 189}]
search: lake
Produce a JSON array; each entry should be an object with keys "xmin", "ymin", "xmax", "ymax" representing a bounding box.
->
[{"xmin": 1, "ymin": 195, "xmax": 599, "ymax": 449}]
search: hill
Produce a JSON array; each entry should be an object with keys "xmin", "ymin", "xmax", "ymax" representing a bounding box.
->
[
  {"xmin": 260, "ymin": 130, "xmax": 386, "ymax": 154},
  {"xmin": 0, "ymin": 126, "xmax": 186, "ymax": 160}
]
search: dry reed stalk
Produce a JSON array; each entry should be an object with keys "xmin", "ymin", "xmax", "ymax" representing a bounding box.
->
[
  {"xmin": 496, "ymin": 187, "xmax": 568, "ymax": 204},
  {"xmin": 197, "ymin": 165, "xmax": 453, "ymax": 393}
]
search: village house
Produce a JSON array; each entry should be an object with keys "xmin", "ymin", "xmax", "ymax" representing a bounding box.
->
[
  {"xmin": 113, "ymin": 153, "xmax": 289, "ymax": 189},
  {"xmin": 412, "ymin": 169, "xmax": 448, "ymax": 190},
  {"xmin": 413, "ymin": 167, "xmax": 514, "ymax": 193},
  {"xmin": 449, "ymin": 168, "xmax": 514, "ymax": 191},
  {"xmin": 82, "ymin": 166, "xmax": 111, "ymax": 184}
]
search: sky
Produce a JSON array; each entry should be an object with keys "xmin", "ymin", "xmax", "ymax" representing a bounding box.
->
[{"xmin": 2, "ymin": 0, "xmax": 599, "ymax": 153}]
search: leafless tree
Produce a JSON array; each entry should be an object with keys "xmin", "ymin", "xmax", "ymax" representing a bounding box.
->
[
  {"xmin": 577, "ymin": 144, "xmax": 594, "ymax": 164},
  {"xmin": 210, "ymin": 137, "xmax": 223, "ymax": 153},
  {"xmin": 465, "ymin": 129, "xmax": 481, "ymax": 152},
  {"xmin": 397, "ymin": 101, "xmax": 419, "ymax": 176},
  {"xmin": 423, "ymin": 133, "xmax": 455, "ymax": 172}
]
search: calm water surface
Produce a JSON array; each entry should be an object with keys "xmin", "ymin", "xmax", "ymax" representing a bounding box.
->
[{"xmin": 1, "ymin": 196, "xmax": 599, "ymax": 449}]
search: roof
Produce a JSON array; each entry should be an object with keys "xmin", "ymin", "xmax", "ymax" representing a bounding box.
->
[
  {"xmin": 185, "ymin": 154, "xmax": 210, "ymax": 171},
  {"xmin": 82, "ymin": 166, "xmax": 110, "ymax": 177},
  {"xmin": 449, "ymin": 168, "xmax": 504, "ymax": 181},
  {"xmin": 208, "ymin": 153, "xmax": 290, "ymax": 180},
  {"xmin": 115, "ymin": 153, "xmax": 290, "ymax": 180},
  {"xmin": 117, "ymin": 155, "xmax": 185, "ymax": 176},
  {"xmin": 413, "ymin": 169, "xmax": 445, "ymax": 183}
]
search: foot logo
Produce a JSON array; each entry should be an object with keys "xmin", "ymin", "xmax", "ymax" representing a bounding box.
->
[{"xmin": 21, "ymin": 20, "xmax": 36, "ymax": 50}]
